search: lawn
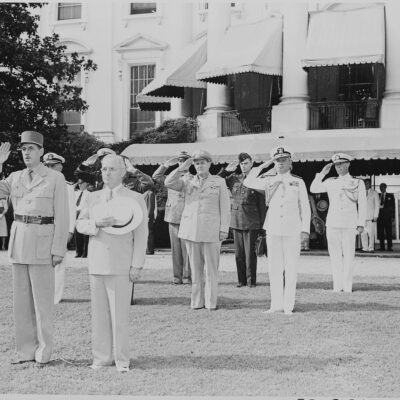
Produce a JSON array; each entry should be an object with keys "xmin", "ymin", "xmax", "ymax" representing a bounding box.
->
[{"xmin": 0, "ymin": 260, "xmax": 399, "ymax": 397}]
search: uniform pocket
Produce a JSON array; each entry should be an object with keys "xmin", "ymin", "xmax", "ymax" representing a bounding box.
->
[{"xmin": 36, "ymin": 225, "xmax": 54, "ymax": 259}]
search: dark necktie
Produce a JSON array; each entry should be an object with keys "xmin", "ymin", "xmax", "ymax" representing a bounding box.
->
[
  {"xmin": 76, "ymin": 191, "xmax": 83, "ymax": 207},
  {"xmin": 28, "ymin": 170, "xmax": 33, "ymax": 183}
]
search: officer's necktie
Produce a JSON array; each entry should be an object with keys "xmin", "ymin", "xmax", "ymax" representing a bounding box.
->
[
  {"xmin": 107, "ymin": 190, "xmax": 113, "ymax": 202},
  {"xmin": 28, "ymin": 170, "xmax": 33, "ymax": 183},
  {"xmin": 76, "ymin": 191, "xmax": 83, "ymax": 207}
]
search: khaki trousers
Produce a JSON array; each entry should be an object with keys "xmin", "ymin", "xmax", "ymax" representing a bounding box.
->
[
  {"xmin": 327, "ymin": 227, "xmax": 356, "ymax": 292},
  {"xmin": 54, "ymin": 262, "xmax": 65, "ymax": 304},
  {"xmin": 185, "ymin": 240, "xmax": 221, "ymax": 309},
  {"xmin": 266, "ymin": 235, "xmax": 300, "ymax": 313},
  {"xmin": 89, "ymin": 274, "xmax": 131, "ymax": 368},
  {"xmin": 12, "ymin": 263, "xmax": 54, "ymax": 363},
  {"xmin": 169, "ymin": 223, "xmax": 191, "ymax": 281}
]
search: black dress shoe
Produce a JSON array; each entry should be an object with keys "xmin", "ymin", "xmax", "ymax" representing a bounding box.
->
[
  {"xmin": 249, "ymin": 284, "xmax": 257, "ymax": 288},
  {"xmin": 75, "ymin": 254, "xmax": 82, "ymax": 258},
  {"xmin": 236, "ymin": 283, "xmax": 246, "ymax": 288},
  {"xmin": 387, "ymin": 248, "xmax": 393, "ymax": 251}
]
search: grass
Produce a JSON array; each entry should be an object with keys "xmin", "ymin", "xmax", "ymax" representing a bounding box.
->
[{"xmin": 0, "ymin": 262, "xmax": 399, "ymax": 396}]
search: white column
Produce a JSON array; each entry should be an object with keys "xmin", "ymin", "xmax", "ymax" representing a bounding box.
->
[
  {"xmin": 272, "ymin": 3, "xmax": 309, "ymax": 134},
  {"xmin": 165, "ymin": 3, "xmax": 193, "ymax": 119},
  {"xmin": 197, "ymin": 2, "xmax": 231, "ymax": 141},
  {"xmin": 381, "ymin": 1, "xmax": 400, "ymax": 129}
]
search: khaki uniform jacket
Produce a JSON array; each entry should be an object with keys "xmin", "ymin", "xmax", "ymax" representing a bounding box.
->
[
  {"xmin": 76, "ymin": 186, "xmax": 148, "ymax": 274},
  {"xmin": 310, "ymin": 172, "xmax": 367, "ymax": 228},
  {"xmin": 152, "ymin": 164, "xmax": 189, "ymax": 224},
  {"xmin": 219, "ymin": 170, "xmax": 266, "ymax": 230},
  {"xmin": 165, "ymin": 168, "xmax": 231, "ymax": 243},
  {"xmin": 0, "ymin": 164, "xmax": 69, "ymax": 264}
]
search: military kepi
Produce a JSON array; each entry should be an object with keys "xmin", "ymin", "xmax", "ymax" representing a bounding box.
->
[
  {"xmin": 192, "ymin": 149, "xmax": 213, "ymax": 162},
  {"xmin": 43, "ymin": 152, "xmax": 65, "ymax": 165},
  {"xmin": 20, "ymin": 131, "xmax": 43, "ymax": 147},
  {"xmin": 331, "ymin": 153, "xmax": 353, "ymax": 164},
  {"xmin": 270, "ymin": 145, "xmax": 292, "ymax": 160}
]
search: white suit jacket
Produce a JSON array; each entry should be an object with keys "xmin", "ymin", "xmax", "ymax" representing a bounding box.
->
[
  {"xmin": 76, "ymin": 185, "xmax": 148, "ymax": 275},
  {"xmin": 366, "ymin": 188, "xmax": 379, "ymax": 221}
]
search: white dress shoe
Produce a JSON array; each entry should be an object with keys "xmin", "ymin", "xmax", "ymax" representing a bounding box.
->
[
  {"xmin": 89, "ymin": 364, "xmax": 107, "ymax": 370},
  {"xmin": 284, "ymin": 310, "xmax": 293, "ymax": 316},
  {"xmin": 262, "ymin": 308, "xmax": 283, "ymax": 314},
  {"xmin": 117, "ymin": 366, "xmax": 130, "ymax": 373}
]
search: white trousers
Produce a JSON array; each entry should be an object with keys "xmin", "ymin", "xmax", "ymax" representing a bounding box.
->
[
  {"xmin": 266, "ymin": 235, "xmax": 300, "ymax": 313},
  {"xmin": 326, "ymin": 227, "xmax": 356, "ymax": 292},
  {"xmin": 89, "ymin": 274, "xmax": 131, "ymax": 369},
  {"xmin": 54, "ymin": 262, "xmax": 65, "ymax": 304},
  {"xmin": 185, "ymin": 240, "xmax": 221, "ymax": 309},
  {"xmin": 12, "ymin": 263, "xmax": 54, "ymax": 363},
  {"xmin": 360, "ymin": 220, "xmax": 376, "ymax": 251}
]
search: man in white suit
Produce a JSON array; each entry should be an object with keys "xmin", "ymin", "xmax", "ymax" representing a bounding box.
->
[
  {"xmin": 43, "ymin": 152, "xmax": 76, "ymax": 304},
  {"xmin": 165, "ymin": 150, "xmax": 230, "ymax": 311},
  {"xmin": 360, "ymin": 178, "xmax": 379, "ymax": 253},
  {"xmin": 310, "ymin": 153, "xmax": 367, "ymax": 292},
  {"xmin": 244, "ymin": 146, "xmax": 310, "ymax": 315},
  {"xmin": 76, "ymin": 154, "xmax": 148, "ymax": 372}
]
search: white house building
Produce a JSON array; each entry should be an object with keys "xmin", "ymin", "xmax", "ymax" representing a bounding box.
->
[{"xmin": 37, "ymin": 1, "xmax": 400, "ymax": 242}]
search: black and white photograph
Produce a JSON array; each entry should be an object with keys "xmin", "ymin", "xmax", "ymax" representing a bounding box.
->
[{"xmin": 0, "ymin": 0, "xmax": 399, "ymax": 398}]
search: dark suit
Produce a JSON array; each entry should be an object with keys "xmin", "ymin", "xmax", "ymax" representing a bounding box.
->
[
  {"xmin": 219, "ymin": 170, "xmax": 266, "ymax": 286},
  {"xmin": 377, "ymin": 192, "xmax": 395, "ymax": 250}
]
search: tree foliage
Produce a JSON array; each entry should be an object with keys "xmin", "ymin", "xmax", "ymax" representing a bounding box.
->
[{"xmin": 0, "ymin": 3, "xmax": 97, "ymax": 133}]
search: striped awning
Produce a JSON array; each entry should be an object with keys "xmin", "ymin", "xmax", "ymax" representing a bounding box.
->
[
  {"xmin": 141, "ymin": 38, "xmax": 207, "ymax": 99},
  {"xmin": 302, "ymin": 5, "xmax": 385, "ymax": 68},
  {"xmin": 136, "ymin": 94, "xmax": 171, "ymax": 111},
  {"xmin": 196, "ymin": 15, "xmax": 282, "ymax": 85},
  {"xmin": 121, "ymin": 129, "xmax": 400, "ymax": 165}
]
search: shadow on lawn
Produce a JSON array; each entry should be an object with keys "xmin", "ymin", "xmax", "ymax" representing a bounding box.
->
[
  {"xmin": 295, "ymin": 301, "xmax": 400, "ymax": 313},
  {"xmin": 296, "ymin": 281, "xmax": 400, "ymax": 292},
  {"xmin": 132, "ymin": 354, "xmax": 359, "ymax": 371}
]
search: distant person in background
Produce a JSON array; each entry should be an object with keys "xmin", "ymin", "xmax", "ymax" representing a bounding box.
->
[
  {"xmin": 143, "ymin": 188, "xmax": 156, "ymax": 255},
  {"xmin": 0, "ymin": 199, "xmax": 8, "ymax": 250},
  {"xmin": 377, "ymin": 183, "xmax": 395, "ymax": 251},
  {"xmin": 74, "ymin": 175, "xmax": 92, "ymax": 258},
  {"xmin": 361, "ymin": 179, "xmax": 379, "ymax": 253}
]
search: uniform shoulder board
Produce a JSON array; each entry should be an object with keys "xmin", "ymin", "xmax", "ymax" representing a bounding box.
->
[{"xmin": 66, "ymin": 181, "xmax": 74, "ymax": 186}]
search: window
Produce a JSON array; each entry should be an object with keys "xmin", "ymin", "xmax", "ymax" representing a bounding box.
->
[
  {"xmin": 130, "ymin": 65, "xmax": 156, "ymax": 137},
  {"xmin": 57, "ymin": 71, "xmax": 83, "ymax": 133},
  {"xmin": 130, "ymin": 3, "xmax": 157, "ymax": 15},
  {"xmin": 58, "ymin": 3, "xmax": 82, "ymax": 20}
]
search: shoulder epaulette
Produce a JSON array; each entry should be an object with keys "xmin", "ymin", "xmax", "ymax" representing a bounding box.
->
[{"xmin": 290, "ymin": 173, "xmax": 304, "ymax": 180}]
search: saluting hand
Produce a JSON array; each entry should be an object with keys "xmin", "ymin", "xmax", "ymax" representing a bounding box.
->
[
  {"xmin": 0, "ymin": 142, "xmax": 11, "ymax": 165},
  {"xmin": 321, "ymin": 163, "xmax": 333, "ymax": 176},
  {"xmin": 225, "ymin": 161, "xmax": 239, "ymax": 172},
  {"xmin": 124, "ymin": 158, "xmax": 137, "ymax": 173},
  {"xmin": 259, "ymin": 158, "xmax": 275, "ymax": 169},
  {"xmin": 82, "ymin": 154, "xmax": 99, "ymax": 166},
  {"xmin": 177, "ymin": 157, "xmax": 193, "ymax": 172},
  {"xmin": 164, "ymin": 156, "xmax": 180, "ymax": 167}
]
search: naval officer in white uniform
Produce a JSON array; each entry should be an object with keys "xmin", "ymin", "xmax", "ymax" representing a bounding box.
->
[
  {"xmin": 244, "ymin": 146, "xmax": 310, "ymax": 315},
  {"xmin": 310, "ymin": 153, "xmax": 367, "ymax": 292}
]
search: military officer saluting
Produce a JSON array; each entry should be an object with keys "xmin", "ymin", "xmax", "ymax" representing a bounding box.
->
[
  {"xmin": 244, "ymin": 146, "xmax": 310, "ymax": 315},
  {"xmin": 218, "ymin": 153, "xmax": 266, "ymax": 287},
  {"xmin": 43, "ymin": 152, "xmax": 76, "ymax": 304},
  {"xmin": 0, "ymin": 132, "xmax": 69, "ymax": 367},
  {"xmin": 310, "ymin": 153, "xmax": 367, "ymax": 292}
]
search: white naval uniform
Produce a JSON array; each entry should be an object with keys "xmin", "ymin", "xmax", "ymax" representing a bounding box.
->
[
  {"xmin": 244, "ymin": 168, "xmax": 311, "ymax": 312},
  {"xmin": 360, "ymin": 188, "xmax": 379, "ymax": 251},
  {"xmin": 310, "ymin": 173, "xmax": 367, "ymax": 292},
  {"xmin": 54, "ymin": 183, "xmax": 76, "ymax": 304}
]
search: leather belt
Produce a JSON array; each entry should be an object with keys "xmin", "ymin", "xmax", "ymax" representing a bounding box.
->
[{"xmin": 14, "ymin": 214, "xmax": 54, "ymax": 225}]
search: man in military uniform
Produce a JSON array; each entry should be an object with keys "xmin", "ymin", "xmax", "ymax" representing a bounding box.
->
[
  {"xmin": 165, "ymin": 150, "xmax": 230, "ymax": 310},
  {"xmin": 152, "ymin": 151, "xmax": 192, "ymax": 284},
  {"xmin": 310, "ymin": 153, "xmax": 366, "ymax": 292},
  {"xmin": 43, "ymin": 152, "xmax": 76, "ymax": 304},
  {"xmin": 244, "ymin": 146, "xmax": 310, "ymax": 315},
  {"xmin": 218, "ymin": 153, "xmax": 266, "ymax": 287},
  {"xmin": 0, "ymin": 132, "xmax": 69, "ymax": 367}
]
